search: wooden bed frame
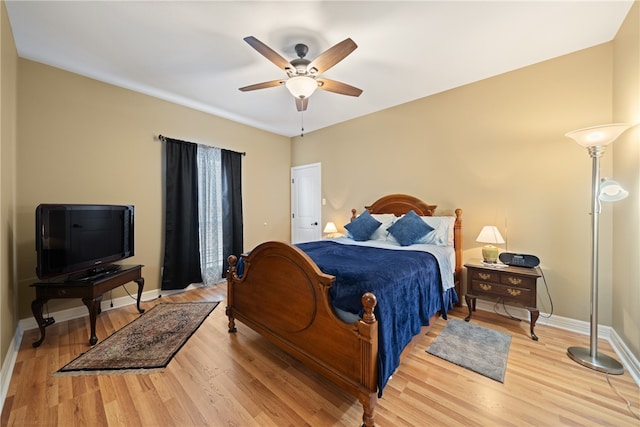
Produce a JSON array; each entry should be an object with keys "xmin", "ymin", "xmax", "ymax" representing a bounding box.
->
[{"xmin": 226, "ymin": 194, "xmax": 462, "ymax": 427}]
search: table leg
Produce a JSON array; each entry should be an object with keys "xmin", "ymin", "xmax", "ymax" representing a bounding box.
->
[
  {"xmin": 134, "ymin": 277, "xmax": 145, "ymax": 313},
  {"xmin": 528, "ymin": 308, "xmax": 539, "ymax": 341},
  {"xmin": 31, "ymin": 298, "xmax": 54, "ymax": 348},
  {"xmin": 464, "ymin": 294, "xmax": 476, "ymax": 322},
  {"xmin": 82, "ymin": 296, "xmax": 102, "ymax": 345}
]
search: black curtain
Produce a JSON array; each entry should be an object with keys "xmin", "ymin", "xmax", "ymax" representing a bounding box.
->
[
  {"xmin": 221, "ymin": 149, "xmax": 244, "ymax": 276},
  {"xmin": 161, "ymin": 138, "xmax": 202, "ymax": 290}
]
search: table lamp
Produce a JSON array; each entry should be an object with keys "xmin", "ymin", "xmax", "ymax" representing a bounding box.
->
[
  {"xmin": 476, "ymin": 225, "xmax": 505, "ymax": 263},
  {"xmin": 323, "ymin": 222, "xmax": 338, "ymax": 238}
]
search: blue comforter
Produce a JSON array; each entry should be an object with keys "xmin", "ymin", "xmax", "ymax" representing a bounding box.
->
[{"xmin": 297, "ymin": 240, "xmax": 457, "ymax": 396}]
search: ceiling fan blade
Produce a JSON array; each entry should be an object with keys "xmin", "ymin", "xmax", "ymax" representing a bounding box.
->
[
  {"xmin": 317, "ymin": 78, "xmax": 363, "ymax": 97},
  {"xmin": 239, "ymin": 80, "xmax": 285, "ymax": 92},
  {"xmin": 307, "ymin": 38, "xmax": 357, "ymax": 74},
  {"xmin": 295, "ymin": 97, "xmax": 308, "ymax": 112},
  {"xmin": 244, "ymin": 36, "xmax": 291, "ymax": 71}
]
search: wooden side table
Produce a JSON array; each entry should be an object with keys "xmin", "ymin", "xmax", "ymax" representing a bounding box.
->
[
  {"xmin": 31, "ymin": 264, "xmax": 145, "ymax": 347},
  {"xmin": 464, "ymin": 261, "xmax": 542, "ymax": 340}
]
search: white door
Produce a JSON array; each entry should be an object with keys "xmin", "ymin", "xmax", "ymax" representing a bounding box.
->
[{"xmin": 291, "ymin": 163, "xmax": 322, "ymax": 243}]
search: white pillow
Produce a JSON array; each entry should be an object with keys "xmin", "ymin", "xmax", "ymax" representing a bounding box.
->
[
  {"xmin": 418, "ymin": 216, "xmax": 456, "ymax": 246},
  {"xmin": 370, "ymin": 214, "xmax": 397, "ymax": 241}
]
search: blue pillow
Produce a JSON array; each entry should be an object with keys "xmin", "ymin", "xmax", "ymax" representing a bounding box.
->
[
  {"xmin": 344, "ymin": 210, "xmax": 382, "ymax": 241},
  {"xmin": 387, "ymin": 210, "xmax": 435, "ymax": 246}
]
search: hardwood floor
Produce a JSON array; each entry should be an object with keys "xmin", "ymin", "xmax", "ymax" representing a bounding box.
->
[{"xmin": 2, "ymin": 283, "xmax": 639, "ymax": 426}]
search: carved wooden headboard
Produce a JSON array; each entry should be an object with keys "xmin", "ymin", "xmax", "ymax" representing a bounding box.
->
[{"xmin": 349, "ymin": 194, "xmax": 463, "ymax": 303}]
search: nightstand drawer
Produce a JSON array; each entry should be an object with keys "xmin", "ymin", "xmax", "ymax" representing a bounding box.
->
[
  {"xmin": 469, "ymin": 270, "xmax": 500, "ymax": 282},
  {"xmin": 469, "ymin": 280, "xmax": 532, "ymax": 302},
  {"xmin": 500, "ymin": 274, "xmax": 535, "ymax": 289}
]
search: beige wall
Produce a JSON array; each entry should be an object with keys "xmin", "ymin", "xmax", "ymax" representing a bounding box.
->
[
  {"xmin": 15, "ymin": 60, "xmax": 291, "ymax": 319},
  {"xmin": 612, "ymin": 1, "xmax": 639, "ymax": 358},
  {"xmin": 292, "ymin": 44, "xmax": 616, "ymax": 324},
  {"xmin": 1, "ymin": 0, "xmax": 18, "ymax": 370}
]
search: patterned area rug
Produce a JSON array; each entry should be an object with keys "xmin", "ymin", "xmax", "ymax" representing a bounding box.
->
[
  {"xmin": 56, "ymin": 301, "xmax": 219, "ymax": 376},
  {"xmin": 426, "ymin": 318, "xmax": 511, "ymax": 382}
]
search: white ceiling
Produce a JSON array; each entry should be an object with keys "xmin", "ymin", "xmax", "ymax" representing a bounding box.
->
[{"xmin": 5, "ymin": 1, "xmax": 634, "ymax": 137}]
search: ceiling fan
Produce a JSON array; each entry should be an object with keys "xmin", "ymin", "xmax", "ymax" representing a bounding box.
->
[{"xmin": 239, "ymin": 36, "xmax": 363, "ymax": 112}]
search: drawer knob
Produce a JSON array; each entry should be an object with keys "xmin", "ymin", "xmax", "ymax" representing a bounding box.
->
[
  {"xmin": 507, "ymin": 277, "xmax": 522, "ymax": 285},
  {"xmin": 479, "ymin": 273, "xmax": 491, "ymax": 280},
  {"xmin": 507, "ymin": 288, "xmax": 521, "ymax": 297},
  {"xmin": 479, "ymin": 283, "xmax": 492, "ymax": 291}
]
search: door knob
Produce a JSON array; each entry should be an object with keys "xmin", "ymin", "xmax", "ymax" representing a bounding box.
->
[{"xmin": 311, "ymin": 222, "xmax": 318, "ymax": 226}]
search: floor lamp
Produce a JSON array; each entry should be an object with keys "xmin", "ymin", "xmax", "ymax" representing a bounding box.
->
[{"xmin": 564, "ymin": 123, "xmax": 631, "ymax": 374}]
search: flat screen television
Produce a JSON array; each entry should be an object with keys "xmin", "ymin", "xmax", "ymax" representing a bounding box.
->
[{"xmin": 35, "ymin": 204, "xmax": 135, "ymax": 280}]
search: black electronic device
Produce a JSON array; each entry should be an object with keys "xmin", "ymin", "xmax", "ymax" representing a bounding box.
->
[
  {"xmin": 35, "ymin": 204, "xmax": 134, "ymax": 280},
  {"xmin": 499, "ymin": 252, "xmax": 540, "ymax": 268}
]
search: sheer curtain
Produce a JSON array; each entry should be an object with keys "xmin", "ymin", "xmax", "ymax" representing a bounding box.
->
[{"xmin": 197, "ymin": 145, "xmax": 223, "ymax": 285}]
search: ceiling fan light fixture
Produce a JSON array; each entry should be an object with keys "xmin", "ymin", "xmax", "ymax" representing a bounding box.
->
[{"xmin": 285, "ymin": 76, "xmax": 318, "ymax": 99}]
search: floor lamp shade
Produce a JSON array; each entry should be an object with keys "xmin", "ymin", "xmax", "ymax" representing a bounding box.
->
[
  {"xmin": 564, "ymin": 123, "xmax": 631, "ymax": 147},
  {"xmin": 564, "ymin": 123, "xmax": 631, "ymax": 375},
  {"xmin": 599, "ymin": 179, "xmax": 628, "ymax": 202}
]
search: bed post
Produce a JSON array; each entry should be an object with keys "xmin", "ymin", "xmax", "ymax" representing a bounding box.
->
[
  {"xmin": 226, "ymin": 255, "xmax": 238, "ymax": 333},
  {"xmin": 454, "ymin": 209, "xmax": 463, "ymax": 305},
  {"xmin": 361, "ymin": 396, "xmax": 377, "ymax": 427},
  {"xmin": 359, "ymin": 292, "xmax": 378, "ymax": 427}
]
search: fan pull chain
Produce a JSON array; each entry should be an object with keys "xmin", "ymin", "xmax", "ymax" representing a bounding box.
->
[{"xmin": 300, "ymin": 111, "xmax": 304, "ymax": 137}]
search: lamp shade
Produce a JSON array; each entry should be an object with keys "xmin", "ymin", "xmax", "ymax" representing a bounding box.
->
[
  {"xmin": 323, "ymin": 222, "xmax": 338, "ymax": 234},
  {"xmin": 599, "ymin": 179, "xmax": 628, "ymax": 202},
  {"xmin": 285, "ymin": 76, "xmax": 318, "ymax": 99},
  {"xmin": 476, "ymin": 226, "xmax": 504, "ymax": 264},
  {"xmin": 565, "ymin": 123, "xmax": 631, "ymax": 147},
  {"xmin": 476, "ymin": 226, "xmax": 505, "ymax": 244}
]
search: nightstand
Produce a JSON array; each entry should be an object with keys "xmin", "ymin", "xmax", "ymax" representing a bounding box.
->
[{"xmin": 464, "ymin": 261, "xmax": 542, "ymax": 340}]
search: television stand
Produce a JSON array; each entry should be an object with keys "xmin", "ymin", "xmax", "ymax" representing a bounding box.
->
[{"xmin": 30, "ymin": 264, "xmax": 144, "ymax": 347}]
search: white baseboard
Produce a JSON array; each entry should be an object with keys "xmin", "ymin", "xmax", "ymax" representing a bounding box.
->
[
  {"xmin": 473, "ymin": 299, "xmax": 640, "ymax": 385},
  {"xmin": 608, "ymin": 327, "xmax": 640, "ymax": 386},
  {"xmin": 0, "ymin": 326, "xmax": 22, "ymax": 417}
]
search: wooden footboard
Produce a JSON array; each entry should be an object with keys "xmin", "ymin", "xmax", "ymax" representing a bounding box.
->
[
  {"xmin": 226, "ymin": 194, "xmax": 462, "ymax": 426},
  {"xmin": 226, "ymin": 241, "xmax": 379, "ymax": 427}
]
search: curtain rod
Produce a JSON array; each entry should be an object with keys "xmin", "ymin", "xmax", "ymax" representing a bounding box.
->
[{"xmin": 158, "ymin": 134, "xmax": 246, "ymax": 156}]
